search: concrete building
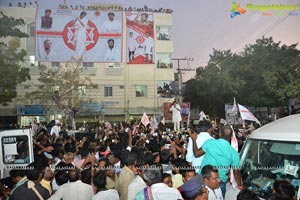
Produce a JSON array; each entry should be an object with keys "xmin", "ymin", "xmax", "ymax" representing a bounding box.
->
[{"xmin": 0, "ymin": 5, "xmax": 175, "ymax": 126}]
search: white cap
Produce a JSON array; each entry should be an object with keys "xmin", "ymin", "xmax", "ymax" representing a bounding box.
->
[{"xmin": 55, "ymin": 120, "xmax": 60, "ymax": 124}]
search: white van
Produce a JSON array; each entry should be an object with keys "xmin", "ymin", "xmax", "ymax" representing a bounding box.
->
[
  {"xmin": 239, "ymin": 114, "xmax": 300, "ymax": 199},
  {"xmin": 0, "ymin": 129, "xmax": 34, "ymax": 178}
]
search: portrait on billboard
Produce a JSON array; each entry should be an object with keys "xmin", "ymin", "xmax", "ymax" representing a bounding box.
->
[
  {"xmin": 126, "ymin": 12, "xmax": 155, "ymax": 64},
  {"xmin": 35, "ymin": 9, "xmax": 123, "ymax": 62}
]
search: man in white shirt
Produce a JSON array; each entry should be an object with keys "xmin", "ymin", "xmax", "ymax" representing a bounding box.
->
[
  {"xmin": 104, "ymin": 39, "xmax": 119, "ymax": 61},
  {"xmin": 93, "ymin": 170, "xmax": 119, "ymax": 200},
  {"xmin": 127, "ymin": 32, "xmax": 136, "ymax": 62},
  {"xmin": 201, "ymin": 165, "xmax": 223, "ymax": 200},
  {"xmin": 169, "ymin": 100, "xmax": 182, "ymax": 131},
  {"xmin": 136, "ymin": 164, "xmax": 183, "ymax": 200},
  {"xmin": 48, "ymin": 169, "xmax": 93, "ymax": 200},
  {"xmin": 127, "ymin": 160, "xmax": 147, "ymax": 200},
  {"xmin": 102, "ymin": 12, "xmax": 121, "ymax": 33},
  {"xmin": 143, "ymin": 32, "xmax": 154, "ymax": 63},
  {"xmin": 40, "ymin": 39, "xmax": 57, "ymax": 61},
  {"xmin": 50, "ymin": 120, "xmax": 61, "ymax": 137},
  {"xmin": 186, "ymin": 122, "xmax": 214, "ymax": 171}
]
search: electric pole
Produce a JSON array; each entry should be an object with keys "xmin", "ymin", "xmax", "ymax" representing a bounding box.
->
[{"xmin": 171, "ymin": 57, "xmax": 194, "ymax": 104}]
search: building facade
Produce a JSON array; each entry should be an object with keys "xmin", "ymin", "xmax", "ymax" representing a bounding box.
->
[{"xmin": 0, "ymin": 6, "xmax": 175, "ymax": 126}]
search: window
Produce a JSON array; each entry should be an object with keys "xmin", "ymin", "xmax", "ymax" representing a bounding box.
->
[
  {"xmin": 27, "ymin": 22, "xmax": 35, "ymax": 37},
  {"xmin": 156, "ymin": 26, "xmax": 171, "ymax": 40},
  {"xmin": 2, "ymin": 135, "xmax": 30, "ymax": 164},
  {"xmin": 51, "ymin": 62, "xmax": 60, "ymax": 67},
  {"xmin": 77, "ymin": 86, "xmax": 86, "ymax": 96},
  {"xmin": 28, "ymin": 55, "xmax": 39, "ymax": 67},
  {"xmin": 107, "ymin": 63, "xmax": 121, "ymax": 68},
  {"xmin": 104, "ymin": 86, "xmax": 113, "ymax": 97},
  {"xmin": 156, "ymin": 53, "xmax": 172, "ymax": 69},
  {"xmin": 83, "ymin": 62, "xmax": 94, "ymax": 68},
  {"xmin": 136, "ymin": 85, "xmax": 147, "ymax": 97}
]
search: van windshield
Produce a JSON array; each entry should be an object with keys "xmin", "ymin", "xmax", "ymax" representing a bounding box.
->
[
  {"xmin": 240, "ymin": 139, "xmax": 300, "ymax": 199},
  {"xmin": 1, "ymin": 135, "xmax": 30, "ymax": 164}
]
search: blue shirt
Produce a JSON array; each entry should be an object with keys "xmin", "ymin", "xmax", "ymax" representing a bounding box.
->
[{"xmin": 201, "ymin": 138, "xmax": 240, "ymax": 182}]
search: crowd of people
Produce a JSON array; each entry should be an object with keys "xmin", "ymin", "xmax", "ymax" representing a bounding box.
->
[
  {"xmin": 8, "ymin": 2, "xmax": 174, "ymax": 13},
  {"xmin": 0, "ymin": 117, "xmax": 298, "ymax": 200}
]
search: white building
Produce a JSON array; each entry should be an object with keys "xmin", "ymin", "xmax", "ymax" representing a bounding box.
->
[{"xmin": 0, "ymin": 5, "xmax": 175, "ymax": 126}]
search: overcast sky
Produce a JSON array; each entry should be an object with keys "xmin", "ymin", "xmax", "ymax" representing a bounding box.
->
[{"xmin": 1, "ymin": 0, "xmax": 300, "ymax": 81}]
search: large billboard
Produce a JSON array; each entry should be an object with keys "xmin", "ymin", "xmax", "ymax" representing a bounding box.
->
[
  {"xmin": 36, "ymin": 9, "xmax": 123, "ymax": 62},
  {"xmin": 126, "ymin": 12, "xmax": 155, "ymax": 64}
]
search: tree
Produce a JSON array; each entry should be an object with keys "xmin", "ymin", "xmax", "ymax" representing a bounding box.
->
[
  {"xmin": 184, "ymin": 37, "xmax": 300, "ymax": 117},
  {"xmin": 0, "ymin": 12, "xmax": 30, "ymax": 105},
  {"xmin": 26, "ymin": 62, "xmax": 94, "ymax": 125}
]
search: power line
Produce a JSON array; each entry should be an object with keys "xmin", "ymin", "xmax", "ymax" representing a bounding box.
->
[{"xmin": 171, "ymin": 57, "xmax": 195, "ymax": 103}]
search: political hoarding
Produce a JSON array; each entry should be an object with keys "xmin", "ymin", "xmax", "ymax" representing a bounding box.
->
[
  {"xmin": 36, "ymin": 9, "xmax": 123, "ymax": 62},
  {"xmin": 126, "ymin": 12, "xmax": 155, "ymax": 64}
]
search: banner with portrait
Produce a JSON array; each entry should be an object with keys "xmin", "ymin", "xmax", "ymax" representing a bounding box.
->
[
  {"xmin": 35, "ymin": 9, "xmax": 123, "ymax": 62},
  {"xmin": 126, "ymin": 12, "xmax": 155, "ymax": 64}
]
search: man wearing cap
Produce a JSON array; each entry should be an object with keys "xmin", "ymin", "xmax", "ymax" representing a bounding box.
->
[
  {"xmin": 102, "ymin": 12, "xmax": 121, "ymax": 33},
  {"xmin": 180, "ymin": 174, "xmax": 208, "ymax": 200},
  {"xmin": 50, "ymin": 120, "xmax": 61, "ymax": 137}
]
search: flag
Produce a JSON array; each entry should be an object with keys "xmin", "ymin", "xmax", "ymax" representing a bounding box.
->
[
  {"xmin": 230, "ymin": 125, "xmax": 238, "ymax": 187},
  {"xmin": 232, "ymin": 97, "xmax": 238, "ymax": 114},
  {"xmin": 161, "ymin": 117, "xmax": 165, "ymax": 125},
  {"xmin": 141, "ymin": 112, "xmax": 150, "ymax": 127},
  {"xmin": 150, "ymin": 115, "xmax": 158, "ymax": 134},
  {"xmin": 199, "ymin": 111, "xmax": 206, "ymax": 121},
  {"xmin": 187, "ymin": 112, "xmax": 191, "ymax": 127},
  {"xmin": 105, "ymin": 121, "xmax": 112, "ymax": 130},
  {"xmin": 72, "ymin": 118, "xmax": 76, "ymax": 130},
  {"xmin": 238, "ymin": 104, "xmax": 261, "ymax": 125},
  {"xmin": 220, "ymin": 118, "xmax": 227, "ymax": 125}
]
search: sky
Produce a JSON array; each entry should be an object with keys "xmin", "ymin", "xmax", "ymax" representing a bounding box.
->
[{"xmin": 1, "ymin": 0, "xmax": 300, "ymax": 81}]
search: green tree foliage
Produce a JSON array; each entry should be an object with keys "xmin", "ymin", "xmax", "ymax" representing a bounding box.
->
[
  {"xmin": 0, "ymin": 11, "xmax": 28, "ymax": 39},
  {"xmin": 0, "ymin": 12, "xmax": 30, "ymax": 105},
  {"xmin": 184, "ymin": 37, "xmax": 300, "ymax": 117},
  {"xmin": 27, "ymin": 62, "xmax": 93, "ymax": 116}
]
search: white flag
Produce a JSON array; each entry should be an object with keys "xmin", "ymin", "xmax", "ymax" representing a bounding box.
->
[
  {"xmin": 238, "ymin": 104, "xmax": 261, "ymax": 125},
  {"xmin": 230, "ymin": 125, "xmax": 238, "ymax": 187},
  {"xmin": 232, "ymin": 97, "xmax": 238, "ymax": 114},
  {"xmin": 199, "ymin": 111, "xmax": 206, "ymax": 121},
  {"xmin": 141, "ymin": 112, "xmax": 150, "ymax": 127}
]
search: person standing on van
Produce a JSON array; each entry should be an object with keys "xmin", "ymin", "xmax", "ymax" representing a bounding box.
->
[
  {"xmin": 169, "ymin": 100, "xmax": 182, "ymax": 131},
  {"xmin": 189, "ymin": 124, "xmax": 243, "ymax": 198}
]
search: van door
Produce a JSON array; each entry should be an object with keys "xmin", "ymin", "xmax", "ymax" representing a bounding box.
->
[{"xmin": 0, "ymin": 129, "xmax": 34, "ymax": 178}]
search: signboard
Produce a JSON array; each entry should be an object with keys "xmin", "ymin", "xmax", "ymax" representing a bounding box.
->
[
  {"xmin": 126, "ymin": 12, "xmax": 155, "ymax": 64},
  {"xmin": 77, "ymin": 102, "xmax": 105, "ymax": 115},
  {"xmin": 17, "ymin": 105, "xmax": 45, "ymax": 115},
  {"xmin": 35, "ymin": 9, "xmax": 122, "ymax": 62}
]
